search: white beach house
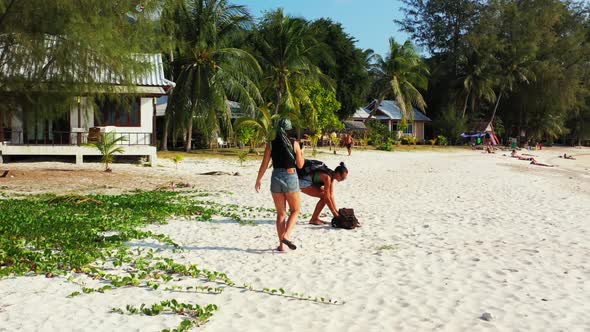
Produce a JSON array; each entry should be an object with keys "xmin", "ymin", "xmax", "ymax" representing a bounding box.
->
[
  {"xmin": 351, "ymin": 100, "xmax": 432, "ymax": 142},
  {"xmin": 0, "ymin": 54, "xmax": 174, "ymax": 165}
]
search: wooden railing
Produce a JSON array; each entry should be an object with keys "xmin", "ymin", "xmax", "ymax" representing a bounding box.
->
[{"xmin": 1, "ymin": 129, "xmax": 153, "ymax": 146}]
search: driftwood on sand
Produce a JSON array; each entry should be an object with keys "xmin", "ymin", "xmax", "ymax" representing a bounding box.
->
[{"xmin": 200, "ymin": 171, "xmax": 240, "ymax": 176}]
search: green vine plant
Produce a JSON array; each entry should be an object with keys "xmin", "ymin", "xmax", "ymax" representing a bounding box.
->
[
  {"xmin": 0, "ymin": 190, "xmax": 342, "ymax": 332},
  {"xmin": 111, "ymin": 300, "xmax": 218, "ymax": 331}
]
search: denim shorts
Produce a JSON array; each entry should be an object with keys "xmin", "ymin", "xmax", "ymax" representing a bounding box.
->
[
  {"xmin": 270, "ymin": 168, "xmax": 300, "ymax": 193},
  {"xmin": 299, "ymin": 174, "xmax": 313, "ymax": 189}
]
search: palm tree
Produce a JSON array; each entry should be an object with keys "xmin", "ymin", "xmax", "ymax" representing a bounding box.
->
[
  {"xmin": 456, "ymin": 50, "xmax": 496, "ymax": 118},
  {"xmin": 89, "ymin": 132, "xmax": 126, "ymax": 172},
  {"xmin": 254, "ymin": 9, "xmax": 331, "ymax": 119},
  {"xmin": 166, "ymin": 0, "xmax": 262, "ymax": 152},
  {"xmin": 234, "ymin": 104, "xmax": 278, "ymax": 153},
  {"xmin": 488, "ymin": 52, "xmax": 534, "ymax": 125},
  {"xmin": 368, "ymin": 38, "xmax": 429, "ymax": 124}
]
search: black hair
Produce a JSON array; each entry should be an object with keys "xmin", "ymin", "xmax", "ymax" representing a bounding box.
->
[{"xmin": 335, "ymin": 162, "xmax": 348, "ymax": 175}]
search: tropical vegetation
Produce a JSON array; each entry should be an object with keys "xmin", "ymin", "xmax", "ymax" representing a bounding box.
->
[{"xmin": 3, "ymin": 0, "xmax": 590, "ymax": 152}]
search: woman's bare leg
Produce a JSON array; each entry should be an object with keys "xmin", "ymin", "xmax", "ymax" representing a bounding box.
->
[
  {"xmin": 283, "ymin": 192, "xmax": 300, "ymax": 243},
  {"xmin": 301, "ymin": 186, "xmax": 327, "ymax": 224},
  {"xmin": 271, "ymin": 193, "xmax": 287, "ymax": 251}
]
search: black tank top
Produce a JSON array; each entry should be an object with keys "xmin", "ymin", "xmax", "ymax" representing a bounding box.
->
[{"xmin": 271, "ymin": 138, "xmax": 296, "ymax": 169}]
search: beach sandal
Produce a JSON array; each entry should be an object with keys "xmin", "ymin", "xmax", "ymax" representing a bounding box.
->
[
  {"xmin": 275, "ymin": 246, "xmax": 287, "ymax": 253},
  {"xmin": 281, "ymin": 239, "xmax": 297, "ymax": 250}
]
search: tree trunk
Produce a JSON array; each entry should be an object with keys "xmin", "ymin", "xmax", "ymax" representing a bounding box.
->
[
  {"xmin": 517, "ymin": 106, "xmax": 523, "ymax": 146},
  {"xmin": 489, "ymin": 91, "xmax": 503, "ymax": 125},
  {"xmin": 185, "ymin": 118, "xmax": 193, "ymax": 152},
  {"xmin": 275, "ymin": 79, "xmax": 283, "ymax": 115},
  {"xmin": 0, "ymin": 111, "xmax": 4, "ymax": 142},
  {"xmin": 0, "ymin": 0, "xmax": 16, "ymax": 29},
  {"xmin": 160, "ymin": 114, "xmax": 169, "ymax": 151},
  {"xmin": 461, "ymin": 92, "xmax": 469, "ymax": 118}
]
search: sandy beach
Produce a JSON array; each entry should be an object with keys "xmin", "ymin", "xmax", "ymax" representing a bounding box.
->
[{"xmin": 1, "ymin": 147, "xmax": 589, "ymax": 331}]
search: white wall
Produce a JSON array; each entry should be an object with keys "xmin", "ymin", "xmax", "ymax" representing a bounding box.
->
[
  {"xmin": 69, "ymin": 97, "xmax": 94, "ymax": 130},
  {"xmin": 415, "ymin": 122, "xmax": 425, "ymax": 141}
]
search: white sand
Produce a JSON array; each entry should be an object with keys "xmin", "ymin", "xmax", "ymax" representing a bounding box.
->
[{"xmin": 1, "ymin": 147, "xmax": 590, "ymax": 331}]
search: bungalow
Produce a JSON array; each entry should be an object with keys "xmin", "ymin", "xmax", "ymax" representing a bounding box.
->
[
  {"xmin": 0, "ymin": 54, "xmax": 174, "ymax": 165},
  {"xmin": 350, "ymin": 100, "xmax": 432, "ymax": 142}
]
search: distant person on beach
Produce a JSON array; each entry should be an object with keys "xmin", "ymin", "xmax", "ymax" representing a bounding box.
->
[
  {"xmin": 530, "ymin": 159, "xmax": 555, "ymax": 167},
  {"xmin": 559, "ymin": 153, "xmax": 576, "ymax": 160},
  {"xmin": 344, "ymin": 134, "xmax": 354, "ymax": 156},
  {"xmin": 299, "ymin": 162, "xmax": 348, "ymax": 225},
  {"xmin": 510, "ymin": 150, "xmax": 535, "ymax": 160},
  {"xmin": 255, "ymin": 118, "xmax": 305, "ymax": 252}
]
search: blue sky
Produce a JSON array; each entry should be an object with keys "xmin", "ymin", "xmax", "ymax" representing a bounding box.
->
[{"xmin": 239, "ymin": 0, "xmax": 411, "ymax": 56}]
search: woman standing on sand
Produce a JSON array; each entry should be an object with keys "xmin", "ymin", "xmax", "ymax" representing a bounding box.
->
[{"xmin": 255, "ymin": 119, "xmax": 305, "ymax": 251}]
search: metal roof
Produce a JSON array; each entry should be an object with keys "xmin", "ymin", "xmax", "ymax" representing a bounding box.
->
[
  {"xmin": 352, "ymin": 100, "xmax": 431, "ymax": 122},
  {"xmin": 352, "ymin": 108, "xmax": 370, "ymax": 118},
  {"xmin": 134, "ymin": 54, "xmax": 176, "ymax": 87},
  {"xmin": 343, "ymin": 120, "xmax": 368, "ymax": 131},
  {"xmin": 0, "ymin": 36, "xmax": 174, "ymax": 88}
]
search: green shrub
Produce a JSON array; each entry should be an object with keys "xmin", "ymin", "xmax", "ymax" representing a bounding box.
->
[
  {"xmin": 367, "ymin": 119, "xmax": 390, "ymax": 146},
  {"xmin": 377, "ymin": 138, "xmax": 395, "ymax": 151},
  {"xmin": 172, "ymin": 155, "xmax": 184, "ymax": 170},
  {"xmin": 237, "ymin": 150, "xmax": 248, "ymax": 166},
  {"xmin": 433, "ymin": 106, "xmax": 467, "ymax": 144},
  {"xmin": 400, "ymin": 136, "xmax": 417, "ymax": 145},
  {"xmin": 437, "ymin": 135, "xmax": 448, "ymax": 146}
]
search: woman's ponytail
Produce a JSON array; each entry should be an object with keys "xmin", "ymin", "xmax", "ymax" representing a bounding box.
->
[{"xmin": 335, "ymin": 162, "xmax": 348, "ymax": 175}]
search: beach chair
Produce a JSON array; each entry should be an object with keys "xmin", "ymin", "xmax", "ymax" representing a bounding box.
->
[
  {"xmin": 87, "ymin": 127, "xmax": 102, "ymax": 143},
  {"xmin": 216, "ymin": 137, "xmax": 229, "ymax": 148}
]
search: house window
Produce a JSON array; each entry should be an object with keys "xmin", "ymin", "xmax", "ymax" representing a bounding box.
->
[
  {"xmin": 397, "ymin": 122, "xmax": 413, "ymax": 135},
  {"xmin": 96, "ymin": 97, "xmax": 141, "ymax": 127}
]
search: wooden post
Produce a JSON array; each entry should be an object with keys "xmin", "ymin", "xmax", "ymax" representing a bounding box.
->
[
  {"xmin": 0, "ymin": 110, "xmax": 4, "ymax": 143},
  {"xmin": 77, "ymin": 96, "xmax": 81, "ymax": 146},
  {"xmin": 152, "ymin": 97, "xmax": 157, "ymax": 146}
]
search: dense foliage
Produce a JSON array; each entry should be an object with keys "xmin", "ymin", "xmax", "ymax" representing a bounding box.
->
[
  {"xmin": 399, "ymin": 0, "xmax": 590, "ymax": 145},
  {"xmin": 4, "ymin": 0, "xmax": 590, "ymax": 147}
]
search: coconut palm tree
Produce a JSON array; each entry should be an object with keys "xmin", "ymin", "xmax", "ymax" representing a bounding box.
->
[
  {"xmin": 166, "ymin": 0, "xmax": 262, "ymax": 152},
  {"xmin": 368, "ymin": 38, "xmax": 429, "ymax": 124},
  {"xmin": 456, "ymin": 50, "xmax": 497, "ymax": 118},
  {"xmin": 234, "ymin": 104, "xmax": 277, "ymax": 152},
  {"xmin": 89, "ymin": 132, "xmax": 126, "ymax": 172},
  {"xmin": 253, "ymin": 9, "xmax": 331, "ymax": 119}
]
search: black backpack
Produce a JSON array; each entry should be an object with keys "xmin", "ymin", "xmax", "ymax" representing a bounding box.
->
[
  {"xmin": 331, "ymin": 208, "xmax": 360, "ymax": 229},
  {"xmin": 297, "ymin": 159, "xmax": 333, "ymax": 178}
]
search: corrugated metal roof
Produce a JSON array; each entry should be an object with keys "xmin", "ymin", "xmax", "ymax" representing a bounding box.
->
[
  {"xmin": 377, "ymin": 100, "xmax": 431, "ymax": 122},
  {"xmin": 351, "ymin": 100, "xmax": 431, "ymax": 122},
  {"xmin": 343, "ymin": 120, "xmax": 368, "ymax": 131},
  {"xmin": 134, "ymin": 53, "xmax": 176, "ymax": 87},
  {"xmin": 352, "ymin": 108, "xmax": 370, "ymax": 118},
  {"xmin": 1, "ymin": 36, "xmax": 174, "ymax": 88}
]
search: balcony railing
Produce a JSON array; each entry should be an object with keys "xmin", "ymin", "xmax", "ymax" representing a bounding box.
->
[{"xmin": 0, "ymin": 129, "xmax": 153, "ymax": 146}]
